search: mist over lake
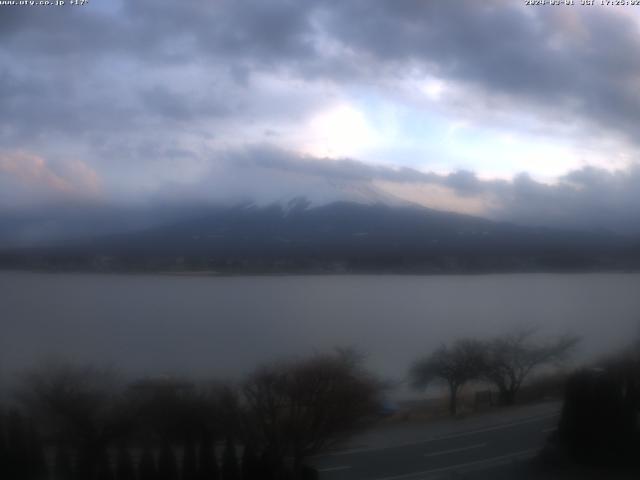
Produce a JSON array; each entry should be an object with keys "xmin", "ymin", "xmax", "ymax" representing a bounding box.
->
[{"xmin": 1, "ymin": 271, "xmax": 638, "ymax": 390}]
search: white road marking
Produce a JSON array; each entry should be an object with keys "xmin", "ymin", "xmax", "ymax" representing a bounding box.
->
[
  {"xmin": 424, "ymin": 442, "xmax": 486, "ymax": 457},
  {"xmin": 318, "ymin": 465, "xmax": 352, "ymax": 472},
  {"xmin": 373, "ymin": 448, "xmax": 539, "ymax": 480},
  {"xmin": 319, "ymin": 412, "xmax": 559, "ymax": 457}
]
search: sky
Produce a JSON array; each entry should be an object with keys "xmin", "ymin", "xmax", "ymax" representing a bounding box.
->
[{"xmin": 2, "ymin": 0, "xmax": 640, "ymax": 237}]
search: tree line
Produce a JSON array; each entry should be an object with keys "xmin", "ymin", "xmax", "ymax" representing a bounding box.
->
[
  {"xmin": 410, "ymin": 327, "xmax": 579, "ymax": 415},
  {"xmin": 0, "ymin": 349, "xmax": 382, "ymax": 480},
  {"xmin": 5, "ymin": 327, "xmax": 621, "ymax": 479}
]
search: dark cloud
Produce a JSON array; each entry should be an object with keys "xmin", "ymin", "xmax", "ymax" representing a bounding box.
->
[
  {"xmin": 138, "ymin": 85, "xmax": 230, "ymax": 122},
  {"xmin": 3, "ymin": 1, "xmax": 640, "ymax": 143},
  {"xmin": 123, "ymin": 0, "xmax": 317, "ymax": 66},
  {"xmin": 226, "ymin": 146, "xmax": 435, "ymax": 184},
  {"xmin": 320, "ymin": 1, "xmax": 640, "ymax": 140},
  {"xmin": 443, "ymin": 171, "xmax": 485, "ymax": 197},
  {"xmin": 499, "ymin": 165, "xmax": 640, "ymax": 233}
]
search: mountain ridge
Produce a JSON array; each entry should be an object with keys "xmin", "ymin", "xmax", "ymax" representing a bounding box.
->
[{"xmin": 1, "ymin": 200, "xmax": 639, "ymax": 274}]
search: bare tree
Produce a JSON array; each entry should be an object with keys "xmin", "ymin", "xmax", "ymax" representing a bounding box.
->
[
  {"xmin": 410, "ymin": 339, "xmax": 485, "ymax": 416},
  {"xmin": 126, "ymin": 376, "xmax": 225, "ymax": 443},
  {"xmin": 242, "ymin": 350, "xmax": 381, "ymax": 477},
  {"xmin": 483, "ymin": 328, "xmax": 579, "ymax": 405},
  {"xmin": 18, "ymin": 361, "xmax": 128, "ymax": 479}
]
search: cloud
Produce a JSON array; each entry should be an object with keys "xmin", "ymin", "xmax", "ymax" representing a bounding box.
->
[
  {"xmin": 0, "ymin": 151, "xmax": 101, "ymax": 209},
  {"xmin": 495, "ymin": 166, "xmax": 640, "ymax": 233},
  {"xmin": 1, "ymin": 144, "xmax": 640, "ymax": 239},
  {"xmin": 2, "ymin": 1, "xmax": 640, "ymax": 237},
  {"xmin": 146, "ymin": 146, "xmax": 640, "ymax": 233},
  {"xmin": 318, "ymin": 1, "xmax": 640, "ymax": 145},
  {"xmin": 0, "ymin": 151, "xmax": 71, "ymax": 193},
  {"xmin": 3, "ymin": 1, "xmax": 640, "ymax": 151}
]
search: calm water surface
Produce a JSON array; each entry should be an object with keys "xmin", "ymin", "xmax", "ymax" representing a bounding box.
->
[{"xmin": 1, "ymin": 271, "xmax": 639, "ymax": 389}]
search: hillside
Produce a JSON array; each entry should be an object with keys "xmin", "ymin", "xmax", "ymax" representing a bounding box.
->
[{"xmin": 1, "ymin": 200, "xmax": 638, "ymax": 273}]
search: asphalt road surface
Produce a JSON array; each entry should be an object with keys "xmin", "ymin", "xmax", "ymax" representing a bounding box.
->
[{"xmin": 313, "ymin": 406, "xmax": 560, "ymax": 480}]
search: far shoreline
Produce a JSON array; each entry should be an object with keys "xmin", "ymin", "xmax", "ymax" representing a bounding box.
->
[{"xmin": 1, "ymin": 267, "xmax": 639, "ymax": 278}]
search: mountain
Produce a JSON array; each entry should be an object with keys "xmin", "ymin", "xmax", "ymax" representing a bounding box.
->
[{"xmin": 1, "ymin": 199, "xmax": 639, "ymax": 273}]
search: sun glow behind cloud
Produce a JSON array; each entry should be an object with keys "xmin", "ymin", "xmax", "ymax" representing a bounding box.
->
[
  {"xmin": 293, "ymin": 93, "xmax": 613, "ymax": 184},
  {"xmin": 304, "ymin": 104, "xmax": 377, "ymax": 159},
  {"xmin": 421, "ymin": 78, "xmax": 446, "ymax": 101}
]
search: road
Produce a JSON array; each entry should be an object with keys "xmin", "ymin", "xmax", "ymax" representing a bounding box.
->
[{"xmin": 313, "ymin": 403, "xmax": 560, "ymax": 480}]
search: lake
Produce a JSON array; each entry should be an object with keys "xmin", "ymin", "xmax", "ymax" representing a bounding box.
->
[{"xmin": 1, "ymin": 271, "xmax": 638, "ymax": 392}]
